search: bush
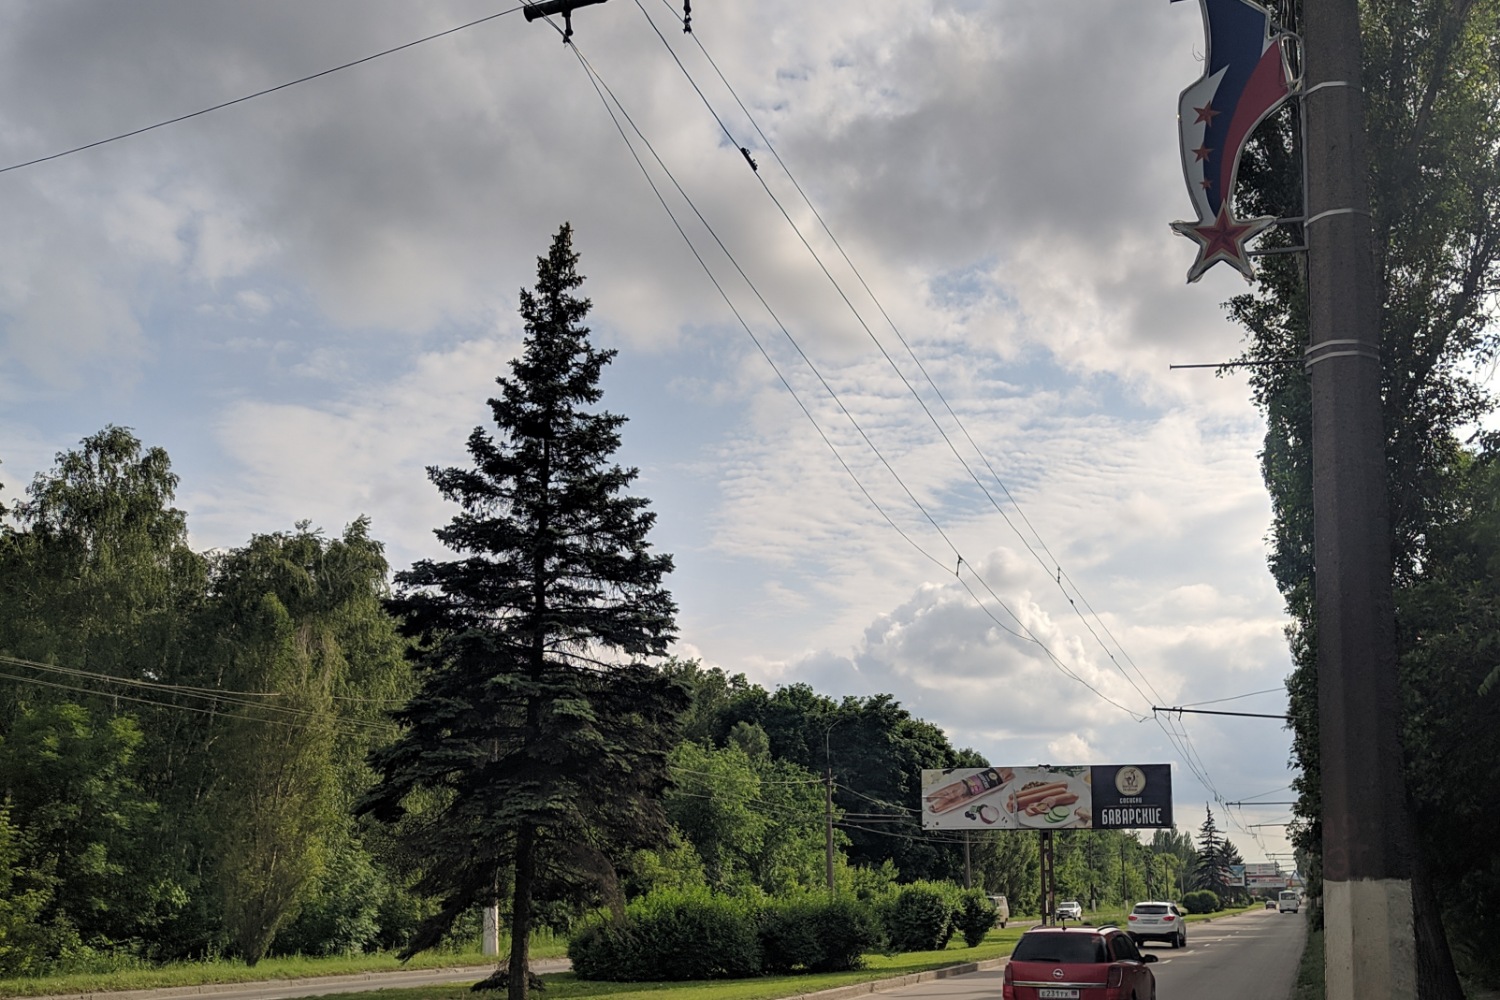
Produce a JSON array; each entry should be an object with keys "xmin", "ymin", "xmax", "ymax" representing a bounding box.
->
[
  {"xmin": 808, "ymin": 897, "xmax": 880, "ymax": 971},
  {"xmin": 571, "ymin": 891, "xmax": 880, "ymax": 980},
  {"xmin": 1181, "ymin": 890, "xmax": 1221, "ymax": 914},
  {"xmin": 271, "ymin": 843, "xmax": 384, "ymax": 957},
  {"xmin": 955, "ymin": 890, "xmax": 996, "ymax": 948},
  {"xmin": 568, "ymin": 888, "xmax": 759, "ymax": 980},
  {"xmin": 758, "ymin": 897, "xmax": 821, "ymax": 974},
  {"xmin": 883, "ymin": 883, "xmax": 956, "ymax": 953}
]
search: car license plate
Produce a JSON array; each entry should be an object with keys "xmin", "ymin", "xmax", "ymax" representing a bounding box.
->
[{"xmin": 1037, "ymin": 991, "xmax": 1079, "ymax": 1000}]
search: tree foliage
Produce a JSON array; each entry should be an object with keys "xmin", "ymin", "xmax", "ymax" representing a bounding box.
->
[{"xmin": 359, "ymin": 225, "xmax": 684, "ymax": 1000}]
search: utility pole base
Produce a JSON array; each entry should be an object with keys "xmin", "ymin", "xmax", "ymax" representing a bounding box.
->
[
  {"xmin": 482, "ymin": 904, "xmax": 500, "ymax": 957},
  {"xmin": 1324, "ymin": 879, "xmax": 1416, "ymax": 1000}
]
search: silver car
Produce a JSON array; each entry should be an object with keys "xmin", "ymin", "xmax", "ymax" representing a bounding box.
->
[{"xmin": 1127, "ymin": 900, "xmax": 1187, "ymax": 948}]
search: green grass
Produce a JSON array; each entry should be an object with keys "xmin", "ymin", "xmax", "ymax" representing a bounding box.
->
[
  {"xmin": 0, "ymin": 929, "xmax": 1018, "ymax": 1000},
  {"xmin": 0, "ymin": 935, "xmax": 571, "ymax": 999},
  {"xmin": 1291, "ymin": 925, "xmax": 1323, "ymax": 1000}
]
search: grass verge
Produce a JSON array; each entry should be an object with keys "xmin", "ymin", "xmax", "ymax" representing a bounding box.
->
[
  {"xmin": 0, "ymin": 929, "xmax": 1020, "ymax": 1000},
  {"xmin": 1291, "ymin": 925, "xmax": 1323, "ymax": 1000},
  {"xmin": 0, "ymin": 937, "xmax": 571, "ymax": 999}
]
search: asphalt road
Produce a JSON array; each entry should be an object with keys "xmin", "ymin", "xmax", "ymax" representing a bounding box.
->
[
  {"xmin": 1143, "ymin": 905, "xmax": 1306, "ymax": 1000},
  {"xmin": 31, "ymin": 910, "xmax": 1305, "ymax": 1000},
  {"xmin": 874, "ymin": 907, "xmax": 1305, "ymax": 1000}
]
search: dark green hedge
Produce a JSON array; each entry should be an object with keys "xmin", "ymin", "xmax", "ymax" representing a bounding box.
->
[
  {"xmin": 1180, "ymin": 890, "xmax": 1222, "ymax": 914},
  {"xmin": 568, "ymin": 889, "xmax": 879, "ymax": 980}
]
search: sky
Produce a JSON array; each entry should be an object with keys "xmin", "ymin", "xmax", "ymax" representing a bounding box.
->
[{"xmin": 0, "ymin": 0, "xmax": 1301, "ymax": 864}]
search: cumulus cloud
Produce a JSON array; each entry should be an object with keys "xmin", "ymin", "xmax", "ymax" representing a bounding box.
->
[{"xmin": 0, "ymin": 0, "xmax": 1299, "ymax": 856}]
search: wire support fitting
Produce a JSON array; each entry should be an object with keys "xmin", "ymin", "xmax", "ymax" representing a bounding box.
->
[
  {"xmin": 1304, "ymin": 206, "xmax": 1371, "ymax": 226},
  {"xmin": 1302, "ymin": 79, "xmax": 1351, "ymax": 98},
  {"xmin": 1304, "ymin": 338, "xmax": 1381, "ymax": 370}
]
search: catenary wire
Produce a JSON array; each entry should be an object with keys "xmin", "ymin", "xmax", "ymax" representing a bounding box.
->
[
  {"xmin": 0, "ymin": 6, "xmax": 527, "ymax": 176},
  {"xmin": 632, "ymin": 8, "xmax": 1284, "ymax": 842},
  {"xmin": 1178, "ymin": 687, "xmax": 1287, "ymax": 708},
  {"xmin": 565, "ymin": 37, "xmax": 1146, "ymax": 723},
  {"xmin": 630, "ymin": 4, "xmax": 1256, "ymax": 784},
  {"xmin": 637, "ymin": 0, "xmax": 1171, "ymax": 718},
  {"xmin": 0, "ymin": 669, "xmax": 395, "ymax": 738}
]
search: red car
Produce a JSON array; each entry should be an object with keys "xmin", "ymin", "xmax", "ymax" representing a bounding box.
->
[{"xmin": 1003, "ymin": 925, "xmax": 1158, "ymax": 1000}]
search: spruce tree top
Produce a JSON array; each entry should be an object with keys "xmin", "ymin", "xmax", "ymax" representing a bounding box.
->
[{"xmin": 393, "ymin": 221, "xmax": 676, "ymax": 670}]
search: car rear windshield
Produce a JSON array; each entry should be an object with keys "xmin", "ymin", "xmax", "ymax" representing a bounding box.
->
[
  {"xmin": 1134, "ymin": 904, "xmax": 1169, "ymax": 914},
  {"xmin": 1012, "ymin": 934, "xmax": 1108, "ymax": 964}
]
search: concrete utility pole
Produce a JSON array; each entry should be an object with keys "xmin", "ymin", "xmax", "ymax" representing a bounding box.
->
[{"xmin": 1302, "ymin": 3, "xmax": 1415, "ymax": 997}]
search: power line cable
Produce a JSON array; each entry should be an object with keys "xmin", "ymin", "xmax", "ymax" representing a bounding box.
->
[
  {"xmin": 631, "ymin": 4, "xmax": 1242, "ymax": 752},
  {"xmin": 635, "ymin": 7, "xmax": 1281, "ymax": 825},
  {"xmin": 0, "ymin": 669, "xmax": 392, "ymax": 738},
  {"xmin": 566, "ymin": 38, "xmax": 1145, "ymax": 723},
  {"xmin": 1178, "ymin": 687, "xmax": 1286, "ymax": 708},
  {"xmin": 0, "ymin": 6, "xmax": 527, "ymax": 176}
]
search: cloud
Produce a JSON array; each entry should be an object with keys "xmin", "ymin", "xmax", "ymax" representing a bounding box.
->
[{"xmin": 0, "ymin": 0, "xmax": 1301, "ymax": 858}]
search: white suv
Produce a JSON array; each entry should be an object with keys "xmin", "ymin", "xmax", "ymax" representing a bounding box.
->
[
  {"xmin": 1127, "ymin": 900, "xmax": 1187, "ymax": 948},
  {"xmin": 1056, "ymin": 899, "xmax": 1083, "ymax": 921}
]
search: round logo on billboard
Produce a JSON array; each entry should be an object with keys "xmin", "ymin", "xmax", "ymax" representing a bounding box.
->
[{"xmin": 1114, "ymin": 766, "xmax": 1147, "ymax": 797}]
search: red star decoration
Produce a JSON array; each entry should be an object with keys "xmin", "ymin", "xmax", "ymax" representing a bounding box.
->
[
  {"xmin": 1171, "ymin": 205, "xmax": 1273, "ymax": 283},
  {"xmin": 1193, "ymin": 144, "xmax": 1212, "ymax": 162},
  {"xmin": 1194, "ymin": 102, "xmax": 1220, "ymax": 124},
  {"xmin": 1199, "ymin": 178, "xmax": 1214, "ymax": 191},
  {"xmin": 1189, "ymin": 206, "xmax": 1255, "ymax": 263}
]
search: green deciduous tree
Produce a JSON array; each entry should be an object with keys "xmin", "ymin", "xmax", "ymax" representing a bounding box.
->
[
  {"xmin": 360, "ymin": 224, "xmax": 684, "ymax": 1000},
  {"xmin": 202, "ymin": 520, "xmax": 411, "ymax": 964},
  {"xmin": 0, "ymin": 701, "xmax": 181, "ymax": 951}
]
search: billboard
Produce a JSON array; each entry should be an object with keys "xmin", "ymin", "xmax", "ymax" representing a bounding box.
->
[
  {"xmin": 1247, "ymin": 873, "xmax": 1290, "ymax": 889},
  {"xmin": 1228, "ymin": 865, "xmax": 1246, "ymax": 887},
  {"xmin": 921, "ymin": 764, "xmax": 1173, "ymax": 831}
]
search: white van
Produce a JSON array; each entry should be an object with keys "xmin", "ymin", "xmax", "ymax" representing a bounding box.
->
[
  {"xmin": 1278, "ymin": 890, "xmax": 1300, "ymax": 913},
  {"xmin": 987, "ymin": 894, "xmax": 1010, "ymax": 928}
]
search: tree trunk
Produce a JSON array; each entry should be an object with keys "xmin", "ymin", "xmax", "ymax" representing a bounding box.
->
[
  {"xmin": 507, "ymin": 822, "xmax": 537, "ymax": 1000},
  {"xmin": 1412, "ymin": 852, "xmax": 1463, "ymax": 1000}
]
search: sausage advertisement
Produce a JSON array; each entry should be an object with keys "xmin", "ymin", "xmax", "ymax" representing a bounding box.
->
[{"xmin": 919, "ymin": 764, "xmax": 1173, "ymax": 831}]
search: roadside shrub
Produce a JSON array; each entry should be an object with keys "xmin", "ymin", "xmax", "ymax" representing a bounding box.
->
[
  {"xmin": 883, "ymin": 883, "xmax": 955, "ymax": 952},
  {"xmin": 568, "ymin": 916, "xmax": 637, "ymax": 980},
  {"xmin": 758, "ymin": 894, "xmax": 881, "ymax": 973},
  {"xmin": 272, "ymin": 843, "xmax": 383, "ymax": 957},
  {"xmin": 1181, "ymin": 890, "xmax": 1221, "ymax": 914},
  {"xmin": 955, "ymin": 889, "xmax": 997, "ymax": 948},
  {"xmin": 758, "ymin": 897, "xmax": 821, "ymax": 973},
  {"xmin": 808, "ymin": 897, "xmax": 880, "ymax": 971},
  {"xmin": 568, "ymin": 888, "xmax": 759, "ymax": 980}
]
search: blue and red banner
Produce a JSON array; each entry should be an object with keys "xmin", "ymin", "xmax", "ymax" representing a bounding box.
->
[{"xmin": 1170, "ymin": 0, "xmax": 1296, "ymax": 282}]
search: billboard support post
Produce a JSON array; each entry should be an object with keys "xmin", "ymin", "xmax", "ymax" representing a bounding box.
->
[
  {"xmin": 1041, "ymin": 831, "xmax": 1055, "ymax": 926},
  {"xmin": 964, "ymin": 831, "xmax": 972, "ymax": 889}
]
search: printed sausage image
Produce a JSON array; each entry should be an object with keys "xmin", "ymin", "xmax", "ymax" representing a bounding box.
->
[
  {"xmin": 924, "ymin": 767, "xmax": 1016, "ymax": 814},
  {"xmin": 1006, "ymin": 781, "xmax": 1070, "ymax": 814},
  {"xmin": 1023, "ymin": 792, "xmax": 1079, "ymax": 816}
]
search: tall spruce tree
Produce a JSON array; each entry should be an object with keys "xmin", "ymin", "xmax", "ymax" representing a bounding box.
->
[
  {"xmin": 1189, "ymin": 806, "xmax": 1229, "ymax": 899},
  {"xmin": 359, "ymin": 225, "xmax": 683, "ymax": 1000}
]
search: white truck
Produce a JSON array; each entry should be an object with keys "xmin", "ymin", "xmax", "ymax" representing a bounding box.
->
[{"xmin": 1278, "ymin": 890, "xmax": 1300, "ymax": 913}]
